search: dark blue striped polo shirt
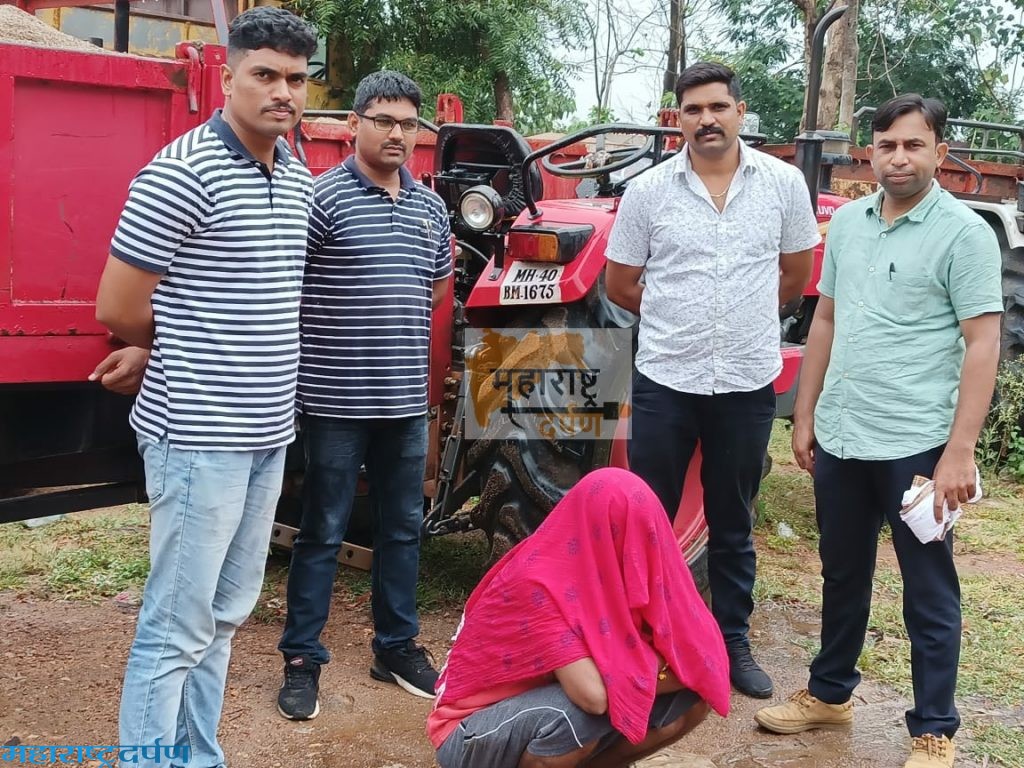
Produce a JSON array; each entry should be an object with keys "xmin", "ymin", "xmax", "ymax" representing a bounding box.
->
[
  {"xmin": 298, "ymin": 156, "xmax": 453, "ymax": 419},
  {"xmin": 109, "ymin": 111, "xmax": 313, "ymax": 450}
]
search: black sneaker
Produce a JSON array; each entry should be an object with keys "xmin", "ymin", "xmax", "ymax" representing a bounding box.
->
[
  {"xmin": 728, "ymin": 644, "xmax": 774, "ymax": 699},
  {"xmin": 370, "ymin": 640, "xmax": 439, "ymax": 699},
  {"xmin": 277, "ymin": 654, "xmax": 321, "ymax": 720}
]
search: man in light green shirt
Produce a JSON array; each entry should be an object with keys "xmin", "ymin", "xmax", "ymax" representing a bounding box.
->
[{"xmin": 754, "ymin": 94, "xmax": 1002, "ymax": 768}]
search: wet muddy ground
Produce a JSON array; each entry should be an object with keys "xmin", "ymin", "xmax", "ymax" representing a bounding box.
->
[{"xmin": 0, "ymin": 585, "xmax": 986, "ymax": 768}]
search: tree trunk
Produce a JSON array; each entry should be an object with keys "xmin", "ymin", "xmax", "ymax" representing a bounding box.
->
[
  {"xmin": 327, "ymin": 32, "xmax": 357, "ymax": 109},
  {"xmin": 679, "ymin": 4, "xmax": 686, "ymax": 73},
  {"xmin": 663, "ymin": 0, "xmax": 682, "ymax": 95},
  {"xmin": 836, "ymin": 0, "xmax": 860, "ymax": 132},
  {"xmin": 818, "ymin": 0, "xmax": 859, "ymax": 130},
  {"xmin": 793, "ymin": 0, "xmax": 818, "ymax": 132},
  {"xmin": 494, "ymin": 70, "xmax": 514, "ymax": 123}
]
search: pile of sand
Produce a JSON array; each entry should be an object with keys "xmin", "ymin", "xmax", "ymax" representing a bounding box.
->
[{"xmin": 0, "ymin": 4, "xmax": 109, "ymax": 53}]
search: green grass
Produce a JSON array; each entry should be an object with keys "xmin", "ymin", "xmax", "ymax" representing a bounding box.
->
[
  {"xmin": 956, "ymin": 496, "xmax": 1024, "ymax": 561},
  {"xmin": 417, "ymin": 531, "xmax": 490, "ymax": 610},
  {"xmin": 756, "ymin": 468, "xmax": 819, "ymax": 543},
  {"xmin": 249, "ymin": 527, "xmax": 490, "ymax": 623},
  {"xmin": 0, "ymin": 505, "xmax": 151, "ymax": 600},
  {"xmin": 0, "ymin": 513, "xmax": 59, "ymax": 589},
  {"xmin": 967, "ymin": 722, "xmax": 1024, "ymax": 767},
  {"xmin": 2, "ymin": 434, "xmax": 1023, "ymax": 764},
  {"xmin": 755, "ymin": 420, "xmax": 1024, "ymax": 766}
]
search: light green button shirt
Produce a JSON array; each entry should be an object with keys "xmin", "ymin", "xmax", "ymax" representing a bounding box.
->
[{"xmin": 815, "ymin": 181, "xmax": 1002, "ymax": 460}]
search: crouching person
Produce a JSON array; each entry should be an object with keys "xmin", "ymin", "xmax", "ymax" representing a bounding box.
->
[{"xmin": 427, "ymin": 467, "xmax": 730, "ymax": 768}]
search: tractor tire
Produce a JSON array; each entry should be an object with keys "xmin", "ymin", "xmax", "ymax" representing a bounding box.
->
[
  {"xmin": 974, "ymin": 210, "xmax": 1024, "ymax": 361},
  {"xmin": 463, "ymin": 300, "xmax": 711, "ymax": 597},
  {"xmin": 465, "ymin": 302, "xmax": 611, "ymax": 563},
  {"xmin": 469, "ymin": 436, "xmax": 712, "ymax": 603},
  {"xmin": 459, "ymin": 276, "xmax": 713, "ymax": 595},
  {"xmin": 1000, "ymin": 240, "xmax": 1024, "ymax": 362},
  {"xmin": 468, "ymin": 436, "xmax": 598, "ymax": 562}
]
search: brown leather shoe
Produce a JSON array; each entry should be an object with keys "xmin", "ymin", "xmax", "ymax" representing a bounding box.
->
[
  {"xmin": 904, "ymin": 735, "xmax": 955, "ymax": 767},
  {"xmin": 754, "ymin": 688, "xmax": 853, "ymax": 734}
]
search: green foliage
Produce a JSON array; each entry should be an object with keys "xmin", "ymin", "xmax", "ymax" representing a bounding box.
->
[
  {"xmin": 711, "ymin": 0, "xmax": 1023, "ymax": 143},
  {"xmin": 978, "ymin": 362, "xmax": 1024, "ymax": 481},
  {"xmin": 557, "ymin": 104, "xmax": 620, "ymax": 134},
  {"xmin": 731, "ymin": 42, "xmax": 806, "ymax": 143},
  {"xmin": 967, "ymin": 722, "xmax": 1024, "ymax": 767},
  {"xmin": 715, "ymin": 0, "xmax": 829, "ymax": 52},
  {"xmin": 288, "ymin": 0, "xmax": 580, "ymax": 133},
  {"xmin": 854, "ymin": 0, "xmax": 994, "ymax": 135},
  {"xmin": 46, "ymin": 547, "xmax": 150, "ymax": 598}
]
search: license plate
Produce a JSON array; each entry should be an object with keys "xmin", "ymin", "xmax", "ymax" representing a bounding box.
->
[{"xmin": 499, "ymin": 261, "xmax": 564, "ymax": 305}]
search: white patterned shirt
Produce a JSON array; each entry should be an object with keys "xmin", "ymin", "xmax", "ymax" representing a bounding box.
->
[{"xmin": 606, "ymin": 142, "xmax": 821, "ymax": 394}]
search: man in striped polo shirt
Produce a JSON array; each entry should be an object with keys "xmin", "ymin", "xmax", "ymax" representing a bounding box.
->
[
  {"xmin": 94, "ymin": 8, "xmax": 317, "ymax": 766},
  {"xmin": 276, "ymin": 71, "xmax": 453, "ymax": 719}
]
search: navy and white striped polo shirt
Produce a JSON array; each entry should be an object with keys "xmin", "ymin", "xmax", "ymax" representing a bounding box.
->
[
  {"xmin": 298, "ymin": 156, "xmax": 453, "ymax": 419},
  {"xmin": 109, "ymin": 111, "xmax": 313, "ymax": 450}
]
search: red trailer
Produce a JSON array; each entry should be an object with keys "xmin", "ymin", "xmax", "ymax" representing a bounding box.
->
[
  {"xmin": 0, "ymin": 40, "xmax": 227, "ymax": 520},
  {"xmin": 0, "ymin": 38, "xmax": 587, "ymax": 528}
]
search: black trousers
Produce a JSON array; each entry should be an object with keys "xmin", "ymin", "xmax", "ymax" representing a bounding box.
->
[
  {"xmin": 628, "ymin": 372, "xmax": 776, "ymax": 647},
  {"xmin": 810, "ymin": 445, "xmax": 961, "ymax": 738}
]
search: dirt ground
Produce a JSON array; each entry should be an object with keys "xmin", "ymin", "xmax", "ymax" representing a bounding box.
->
[{"xmin": 0, "ymin": 578, "xmax": 986, "ymax": 768}]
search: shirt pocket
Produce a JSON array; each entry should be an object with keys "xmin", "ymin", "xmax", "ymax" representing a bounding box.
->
[{"xmin": 878, "ymin": 273, "xmax": 932, "ymax": 321}]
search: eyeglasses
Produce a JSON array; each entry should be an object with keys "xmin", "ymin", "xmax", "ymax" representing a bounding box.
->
[{"xmin": 356, "ymin": 113, "xmax": 420, "ymax": 134}]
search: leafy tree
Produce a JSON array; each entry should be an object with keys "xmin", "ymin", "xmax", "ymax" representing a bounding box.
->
[
  {"xmin": 576, "ymin": 0, "xmax": 665, "ymax": 120},
  {"xmin": 713, "ymin": 0, "xmax": 1024, "ymax": 141},
  {"xmin": 694, "ymin": 40, "xmax": 806, "ymax": 142},
  {"xmin": 289, "ymin": 0, "xmax": 580, "ymax": 133},
  {"xmin": 557, "ymin": 104, "xmax": 621, "ymax": 134},
  {"xmin": 856, "ymin": 0, "xmax": 1022, "ymax": 125}
]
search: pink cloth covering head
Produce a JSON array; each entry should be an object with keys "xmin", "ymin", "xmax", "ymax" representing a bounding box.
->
[{"xmin": 434, "ymin": 467, "xmax": 730, "ymax": 745}]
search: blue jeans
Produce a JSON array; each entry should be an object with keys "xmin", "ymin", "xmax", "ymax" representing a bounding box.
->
[
  {"xmin": 278, "ymin": 415, "xmax": 428, "ymax": 662},
  {"xmin": 119, "ymin": 435, "xmax": 285, "ymax": 768}
]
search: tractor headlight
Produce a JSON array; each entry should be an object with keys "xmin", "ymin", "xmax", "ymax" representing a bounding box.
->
[{"xmin": 459, "ymin": 186, "xmax": 505, "ymax": 232}]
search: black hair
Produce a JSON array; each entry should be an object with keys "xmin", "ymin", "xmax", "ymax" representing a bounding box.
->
[
  {"xmin": 871, "ymin": 93, "xmax": 947, "ymax": 144},
  {"xmin": 227, "ymin": 6, "xmax": 318, "ymax": 61},
  {"xmin": 353, "ymin": 70, "xmax": 422, "ymax": 114},
  {"xmin": 674, "ymin": 61, "xmax": 742, "ymax": 105}
]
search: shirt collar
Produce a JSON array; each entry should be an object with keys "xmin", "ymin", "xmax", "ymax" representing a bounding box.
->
[
  {"xmin": 207, "ymin": 109, "xmax": 289, "ymax": 167},
  {"xmin": 675, "ymin": 138, "xmax": 757, "ymax": 177},
  {"xmin": 343, "ymin": 155, "xmax": 416, "ymax": 191},
  {"xmin": 865, "ymin": 179, "xmax": 941, "ymax": 223}
]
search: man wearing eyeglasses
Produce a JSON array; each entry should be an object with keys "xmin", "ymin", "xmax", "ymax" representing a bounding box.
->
[{"xmin": 276, "ymin": 70, "xmax": 453, "ymax": 720}]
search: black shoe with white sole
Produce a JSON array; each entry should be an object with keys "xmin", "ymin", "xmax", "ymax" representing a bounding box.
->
[
  {"xmin": 370, "ymin": 640, "xmax": 439, "ymax": 699},
  {"xmin": 277, "ymin": 654, "xmax": 321, "ymax": 720}
]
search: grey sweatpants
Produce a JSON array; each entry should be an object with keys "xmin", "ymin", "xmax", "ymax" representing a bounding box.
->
[{"xmin": 436, "ymin": 683, "xmax": 699, "ymax": 768}]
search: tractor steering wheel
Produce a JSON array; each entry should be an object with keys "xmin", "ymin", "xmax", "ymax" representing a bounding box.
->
[
  {"xmin": 521, "ymin": 123, "xmax": 681, "ymax": 212},
  {"xmin": 540, "ymin": 136, "xmax": 656, "ymax": 178}
]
